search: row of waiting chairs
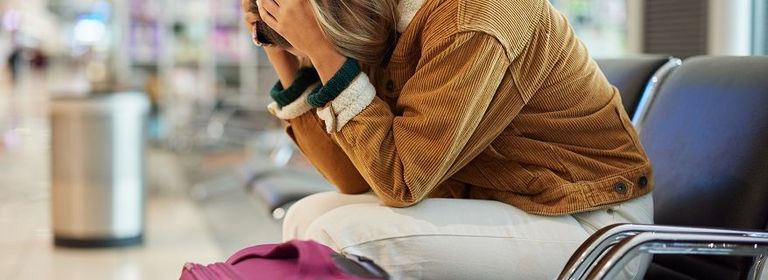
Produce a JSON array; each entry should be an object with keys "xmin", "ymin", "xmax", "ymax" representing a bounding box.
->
[
  {"xmin": 577, "ymin": 56, "xmax": 768, "ymax": 279},
  {"xmin": 247, "ymin": 56, "xmax": 768, "ymax": 279}
]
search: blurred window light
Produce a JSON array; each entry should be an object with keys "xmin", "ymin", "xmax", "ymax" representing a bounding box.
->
[
  {"xmin": 756, "ymin": 0, "xmax": 768, "ymax": 55},
  {"xmin": 550, "ymin": 0, "xmax": 628, "ymax": 57},
  {"xmin": 74, "ymin": 18, "xmax": 106, "ymax": 45},
  {"xmin": 2, "ymin": 9, "xmax": 22, "ymax": 32}
]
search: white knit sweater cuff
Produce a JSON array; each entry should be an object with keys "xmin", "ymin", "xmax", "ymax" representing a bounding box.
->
[
  {"xmin": 316, "ymin": 73, "xmax": 376, "ymax": 133},
  {"xmin": 267, "ymin": 83, "xmax": 318, "ymax": 120}
]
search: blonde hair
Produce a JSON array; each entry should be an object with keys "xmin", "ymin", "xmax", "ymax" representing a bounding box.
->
[{"xmin": 309, "ymin": 0, "xmax": 400, "ymax": 71}]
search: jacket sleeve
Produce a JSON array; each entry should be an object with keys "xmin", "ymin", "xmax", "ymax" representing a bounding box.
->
[
  {"xmin": 317, "ymin": 32, "xmax": 513, "ymax": 207},
  {"xmin": 284, "ymin": 112, "xmax": 371, "ymax": 194},
  {"xmin": 265, "ymin": 72, "xmax": 371, "ymax": 194}
]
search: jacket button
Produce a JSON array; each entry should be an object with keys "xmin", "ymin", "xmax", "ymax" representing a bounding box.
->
[
  {"xmin": 639, "ymin": 176, "xmax": 648, "ymax": 188},
  {"xmin": 385, "ymin": 80, "xmax": 395, "ymax": 92},
  {"xmin": 614, "ymin": 183, "xmax": 628, "ymax": 194}
]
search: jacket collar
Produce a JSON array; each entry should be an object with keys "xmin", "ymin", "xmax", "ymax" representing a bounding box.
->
[{"xmin": 397, "ymin": 0, "xmax": 426, "ymax": 32}]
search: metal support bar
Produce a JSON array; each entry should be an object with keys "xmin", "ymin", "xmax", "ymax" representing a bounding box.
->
[
  {"xmin": 587, "ymin": 231, "xmax": 768, "ymax": 280},
  {"xmin": 558, "ymin": 224, "xmax": 768, "ymax": 280},
  {"xmin": 748, "ymin": 254, "xmax": 767, "ymax": 280},
  {"xmin": 631, "ymin": 57, "xmax": 683, "ymax": 131}
]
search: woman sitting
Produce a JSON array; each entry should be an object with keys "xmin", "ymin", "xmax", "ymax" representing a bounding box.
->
[{"xmin": 241, "ymin": 0, "xmax": 654, "ymax": 278}]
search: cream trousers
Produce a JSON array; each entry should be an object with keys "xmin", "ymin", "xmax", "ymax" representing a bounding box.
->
[{"xmin": 283, "ymin": 192, "xmax": 654, "ymax": 280}]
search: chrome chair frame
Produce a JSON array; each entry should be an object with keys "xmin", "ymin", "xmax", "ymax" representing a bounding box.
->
[
  {"xmin": 557, "ymin": 224, "xmax": 768, "ymax": 280},
  {"xmin": 630, "ymin": 57, "xmax": 683, "ymax": 132}
]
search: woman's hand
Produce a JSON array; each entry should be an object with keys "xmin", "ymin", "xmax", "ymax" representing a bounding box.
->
[
  {"xmin": 241, "ymin": 0, "xmax": 301, "ymax": 87},
  {"xmin": 257, "ymin": 0, "xmax": 346, "ymax": 84}
]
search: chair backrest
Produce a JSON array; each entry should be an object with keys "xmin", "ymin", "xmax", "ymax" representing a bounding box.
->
[
  {"xmin": 638, "ymin": 56, "xmax": 768, "ymax": 280},
  {"xmin": 595, "ymin": 56, "xmax": 679, "ymax": 121}
]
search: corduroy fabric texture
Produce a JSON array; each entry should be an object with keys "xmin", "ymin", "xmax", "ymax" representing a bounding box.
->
[{"xmin": 280, "ymin": 0, "xmax": 654, "ymax": 215}]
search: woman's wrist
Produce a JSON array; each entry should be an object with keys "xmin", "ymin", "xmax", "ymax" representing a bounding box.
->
[
  {"xmin": 271, "ymin": 67, "xmax": 320, "ymax": 107},
  {"xmin": 307, "ymin": 57, "xmax": 362, "ymax": 108},
  {"xmin": 307, "ymin": 43, "xmax": 347, "ymax": 85}
]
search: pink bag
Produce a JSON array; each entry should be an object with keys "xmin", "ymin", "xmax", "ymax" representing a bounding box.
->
[{"xmin": 180, "ymin": 240, "xmax": 389, "ymax": 280}]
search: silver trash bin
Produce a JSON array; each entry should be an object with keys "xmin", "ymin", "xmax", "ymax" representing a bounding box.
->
[{"xmin": 50, "ymin": 92, "xmax": 149, "ymax": 248}]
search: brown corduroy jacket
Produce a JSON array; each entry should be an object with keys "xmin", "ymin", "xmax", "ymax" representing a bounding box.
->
[{"xmin": 282, "ymin": 0, "xmax": 653, "ymax": 215}]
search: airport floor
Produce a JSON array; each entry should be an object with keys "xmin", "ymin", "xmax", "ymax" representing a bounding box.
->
[{"xmin": 0, "ymin": 76, "xmax": 283, "ymax": 279}]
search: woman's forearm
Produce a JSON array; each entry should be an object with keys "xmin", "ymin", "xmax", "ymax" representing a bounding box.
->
[{"xmin": 264, "ymin": 47, "xmax": 300, "ymax": 87}]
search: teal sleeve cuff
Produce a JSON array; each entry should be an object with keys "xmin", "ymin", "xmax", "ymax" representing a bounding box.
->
[
  {"xmin": 307, "ymin": 58, "xmax": 362, "ymax": 108},
  {"xmin": 270, "ymin": 68, "xmax": 320, "ymax": 108}
]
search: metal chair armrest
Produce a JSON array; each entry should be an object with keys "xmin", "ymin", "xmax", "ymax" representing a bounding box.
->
[
  {"xmin": 558, "ymin": 224, "xmax": 766, "ymax": 280},
  {"xmin": 631, "ymin": 57, "xmax": 682, "ymax": 131},
  {"xmin": 586, "ymin": 230, "xmax": 768, "ymax": 280}
]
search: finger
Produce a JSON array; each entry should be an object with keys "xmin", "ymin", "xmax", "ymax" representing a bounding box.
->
[
  {"xmin": 257, "ymin": 0, "xmax": 279, "ymax": 27},
  {"xmin": 261, "ymin": 0, "xmax": 280, "ymax": 18},
  {"xmin": 261, "ymin": 12, "xmax": 279, "ymax": 30}
]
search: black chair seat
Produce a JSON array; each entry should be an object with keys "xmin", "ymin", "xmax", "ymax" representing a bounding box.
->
[{"xmin": 247, "ymin": 169, "xmax": 334, "ymax": 214}]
